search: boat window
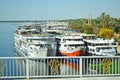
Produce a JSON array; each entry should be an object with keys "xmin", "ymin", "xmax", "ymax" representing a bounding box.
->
[
  {"xmin": 95, "ymin": 44, "xmax": 99, "ymax": 46},
  {"xmin": 39, "ymin": 45, "xmax": 43, "ymax": 47},
  {"xmin": 112, "ymin": 43, "xmax": 116, "ymax": 45},
  {"xmin": 21, "ymin": 31, "xmax": 27, "ymax": 35},
  {"xmin": 47, "ymin": 44, "xmax": 51, "ymax": 48},
  {"xmin": 57, "ymin": 44, "xmax": 61, "ymax": 46},
  {"xmin": 80, "ymin": 44, "xmax": 84, "ymax": 46},
  {"xmin": 64, "ymin": 45, "xmax": 67, "ymax": 47},
  {"xmin": 87, "ymin": 43, "xmax": 90, "ymax": 46},
  {"xmin": 96, "ymin": 48, "xmax": 99, "ymax": 52},
  {"xmin": 67, "ymin": 39, "xmax": 71, "ymax": 41},
  {"xmin": 89, "ymin": 43, "xmax": 91, "ymax": 46},
  {"xmin": 104, "ymin": 43, "xmax": 108, "ymax": 46},
  {"xmin": 74, "ymin": 39, "xmax": 82, "ymax": 41},
  {"xmin": 90, "ymin": 43, "xmax": 94, "ymax": 46},
  {"xmin": 90, "ymin": 49, "xmax": 91, "ymax": 51},
  {"xmin": 63, "ymin": 39, "xmax": 66, "ymax": 42},
  {"xmin": 69, "ymin": 45, "xmax": 74, "ymax": 47},
  {"xmin": 55, "ymin": 38, "xmax": 61, "ymax": 42}
]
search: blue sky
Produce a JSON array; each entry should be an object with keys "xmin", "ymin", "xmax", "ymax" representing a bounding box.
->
[{"xmin": 0, "ymin": 0, "xmax": 120, "ymax": 20}]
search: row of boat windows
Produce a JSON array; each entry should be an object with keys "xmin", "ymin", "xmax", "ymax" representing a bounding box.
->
[
  {"xmin": 62, "ymin": 39, "xmax": 83, "ymax": 42},
  {"xmin": 83, "ymin": 36, "xmax": 95, "ymax": 39},
  {"xmin": 88, "ymin": 43, "xmax": 116, "ymax": 46},
  {"xmin": 65, "ymin": 44, "xmax": 84, "ymax": 47},
  {"xmin": 89, "ymin": 47, "xmax": 116, "ymax": 52},
  {"xmin": 29, "ymin": 44, "xmax": 52, "ymax": 49},
  {"xmin": 55, "ymin": 38, "xmax": 83, "ymax": 42},
  {"xmin": 89, "ymin": 49, "xmax": 95, "ymax": 52},
  {"xmin": 20, "ymin": 30, "xmax": 41, "ymax": 35},
  {"xmin": 58, "ymin": 44, "xmax": 84, "ymax": 47},
  {"xmin": 27, "ymin": 39, "xmax": 55, "ymax": 43}
]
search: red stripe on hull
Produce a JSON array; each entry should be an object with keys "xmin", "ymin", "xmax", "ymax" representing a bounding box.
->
[{"xmin": 60, "ymin": 50, "xmax": 84, "ymax": 56}]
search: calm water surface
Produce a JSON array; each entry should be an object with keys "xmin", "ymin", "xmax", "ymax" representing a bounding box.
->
[{"xmin": 0, "ymin": 22, "xmax": 35, "ymax": 57}]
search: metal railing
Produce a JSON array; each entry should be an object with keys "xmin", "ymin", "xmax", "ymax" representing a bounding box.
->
[{"xmin": 0, "ymin": 56, "xmax": 120, "ymax": 79}]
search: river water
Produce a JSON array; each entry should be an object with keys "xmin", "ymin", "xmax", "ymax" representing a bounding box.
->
[{"xmin": 0, "ymin": 22, "xmax": 39, "ymax": 57}]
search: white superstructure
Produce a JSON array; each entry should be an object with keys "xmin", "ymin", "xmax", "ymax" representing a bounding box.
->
[{"xmin": 84, "ymin": 38, "xmax": 118, "ymax": 56}]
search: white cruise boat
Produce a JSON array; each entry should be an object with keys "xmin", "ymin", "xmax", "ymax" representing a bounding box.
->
[
  {"xmin": 14, "ymin": 25, "xmax": 57, "ymax": 57},
  {"xmin": 84, "ymin": 38, "xmax": 118, "ymax": 56},
  {"xmin": 55, "ymin": 31, "xmax": 85, "ymax": 56}
]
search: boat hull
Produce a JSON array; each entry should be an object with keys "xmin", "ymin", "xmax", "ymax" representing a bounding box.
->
[{"xmin": 59, "ymin": 50, "xmax": 84, "ymax": 56}]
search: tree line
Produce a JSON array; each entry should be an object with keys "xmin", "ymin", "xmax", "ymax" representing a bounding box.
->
[{"xmin": 68, "ymin": 12, "xmax": 120, "ymax": 34}]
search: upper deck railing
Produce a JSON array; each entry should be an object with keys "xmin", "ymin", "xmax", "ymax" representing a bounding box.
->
[{"xmin": 0, "ymin": 56, "xmax": 120, "ymax": 79}]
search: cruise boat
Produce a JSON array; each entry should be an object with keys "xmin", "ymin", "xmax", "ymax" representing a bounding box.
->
[
  {"xmin": 14, "ymin": 25, "xmax": 57, "ymax": 57},
  {"xmin": 55, "ymin": 31, "xmax": 85, "ymax": 56},
  {"xmin": 84, "ymin": 38, "xmax": 118, "ymax": 56}
]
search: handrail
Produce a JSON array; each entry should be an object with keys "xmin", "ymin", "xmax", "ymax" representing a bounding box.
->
[{"xmin": 0, "ymin": 56, "xmax": 120, "ymax": 79}]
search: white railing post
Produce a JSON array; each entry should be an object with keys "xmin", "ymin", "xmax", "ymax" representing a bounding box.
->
[
  {"xmin": 26, "ymin": 58, "xmax": 29, "ymax": 79},
  {"xmin": 79, "ymin": 57, "xmax": 82, "ymax": 77}
]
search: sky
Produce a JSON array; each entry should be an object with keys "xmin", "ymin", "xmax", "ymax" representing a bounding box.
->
[{"xmin": 0, "ymin": 0, "xmax": 120, "ymax": 20}]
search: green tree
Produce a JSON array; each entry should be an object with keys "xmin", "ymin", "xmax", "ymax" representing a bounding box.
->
[
  {"xmin": 114, "ymin": 26, "xmax": 120, "ymax": 33},
  {"xmin": 68, "ymin": 12, "xmax": 120, "ymax": 34},
  {"xmin": 98, "ymin": 28, "xmax": 114, "ymax": 39}
]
